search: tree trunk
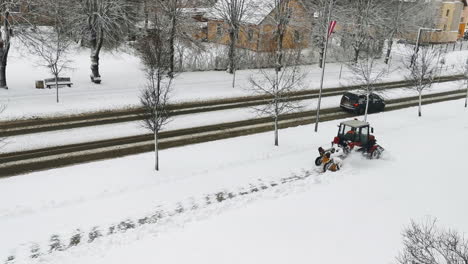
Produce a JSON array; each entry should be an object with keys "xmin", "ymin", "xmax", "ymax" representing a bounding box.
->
[
  {"xmin": 277, "ymin": 31, "xmax": 284, "ymax": 71},
  {"xmin": 154, "ymin": 129, "xmax": 159, "ymax": 171},
  {"xmin": 90, "ymin": 27, "xmax": 103, "ymax": 84},
  {"xmin": 232, "ymin": 69, "xmax": 236, "ymax": 88},
  {"xmin": 364, "ymin": 92, "xmax": 370, "ymax": 121},
  {"xmin": 90, "ymin": 52, "xmax": 101, "ymax": 83},
  {"xmin": 144, "ymin": 0, "xmax": 149, "ymax": 31},
  {"xmin": 228, "ymin": 30, "xmax": 236, "ymax": 74},
  {"xmin": 418, "ymin": 91, "xmax": 422, "ymax": 117},
  {"xmin": 0, "ymin": 12, "xmax": 11, "ymax": 90},
  {"xmin": 274, "ymin": 116, "xmax": 278, "ymax": 146},
  {"xmin": 353, "ymin": 48, "xmax": 360, "ymax": 64},
  {"xmin": 465, "ymin": 85, "xmax": 467, "ymax": 108},
  {"xmin": 384, "ymin": 38, "xmax": 393, "ymax": 64},
  {"xmin": 169, "ymin": 5, "xmax": 177, "ymax": 78},
  {"xmin": 55, "ymin": 75, "xmax": 59, "ymax": 103},
  {"xmin": 0, "ymin": 61, "xmax": 7, "ymax": 89}
]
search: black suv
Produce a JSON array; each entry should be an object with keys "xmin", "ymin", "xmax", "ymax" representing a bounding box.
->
[{"xmin": 340, "ymin": 92, "xmax": 385, "ymax": 114}]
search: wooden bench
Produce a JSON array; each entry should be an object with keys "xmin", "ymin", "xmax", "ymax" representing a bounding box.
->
[{"xmin": 44, "ymin": 77, "xmax": 73, "ymax": 88}]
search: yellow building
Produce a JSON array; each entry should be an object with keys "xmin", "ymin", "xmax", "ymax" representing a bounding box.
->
[
  {"xmin": 458, "ymin": 0, "xmax": 468, "ymax": 38},
  {"xmin": 428, "ymin": 0, "xmax": 465, "ymax": 43}
]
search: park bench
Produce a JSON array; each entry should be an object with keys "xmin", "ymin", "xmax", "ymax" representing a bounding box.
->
[{"xmin": 44, "ymin": 77, "xmax": 73, "ymax": 88}]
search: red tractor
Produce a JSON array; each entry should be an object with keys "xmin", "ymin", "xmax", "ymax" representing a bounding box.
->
[{"xmin": 315, "ymin": 119, "xmax": 384, "ymax": 169}]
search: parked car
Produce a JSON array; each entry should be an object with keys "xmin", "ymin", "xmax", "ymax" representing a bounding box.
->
[{"xmin": 340, "ymin": 92, "xmax": 385, "ymax": 115}]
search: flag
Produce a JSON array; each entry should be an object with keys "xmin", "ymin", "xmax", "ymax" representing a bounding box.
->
[{"xmin": 328, "ymin": 20, "xmax": 337, "ymax": 37}]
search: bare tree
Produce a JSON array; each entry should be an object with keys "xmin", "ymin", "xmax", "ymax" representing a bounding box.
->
[
  {"xmin": 398, "ymin": 218, "xmax": 445, "ymax": 264},
  {"xmin": 212, "ymin": 0, "xmax": 247, "ymax": 87},
  {"xmin": 463, "ymin": 59, "xmax": 468, "ymax": 108},
  {"xmin": 397, "ymin": 218, "xmax": 468, "ymax": 264},
  {"xmin": 25, "ymin": 0, "xmax": 73, "ymax": 103},
  {"xmin": 404, "ymin": 46, "xmax": 439, "ymax": 117},
  {"xmin": 346, "ymin": 55, "xmax": 387, "ymax": 121},
  {"xmin": 0, "ymin": 0, "xmax": 37, "ymax": 89},
  {"xmin": 269, "ymin": 0, "xmax": 294, "ymax": 72},
  {"xmin": 305, "ymin": 0, "xmax": 336, "ymax": 68},
  {"xmin": 383, "ymin": 0, "xmax": 441, "ymax": 67},
  {"xmin": 245, "ymin": 0, "xmax": 306, "ymax": 146},
  {"xmin": 0, "ymin": 1, "xmax": 13, "ymax": 89},
  {"xmin": 438, "ymin": 230, "xmax": 468, "ymax": 264},
  {"xmin": 150, "ymin": 0, "xmax": 200, "ymax": 77},
  {"xmin": 137, "ymin": 27, "xmax": 172, "ymax": 171},
  {"xmin": 337, "ymin": 0, "xmax": 386, "ymax": 63},
  {"xmin": 70, "ymin": 0, "xmax": 137, "ymax": 84},
  {"xmin": 460, "ymin": 58, "xmax": 468, "ymax": 108},
  {"xmin": 248, "ymin": 64, "xmax": 305, "ymax": 146},
  {"xmin": 382, "ymin": 0, "xmax": 438, "ymax": 64}
]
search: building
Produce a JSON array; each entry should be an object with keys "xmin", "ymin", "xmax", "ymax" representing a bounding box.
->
[
  {"xmin": 458, "ymin": 0, "xmax": 468, "ymax": 38},
  {"xmin": 201, "ymin": 0, "xmax": 310, "ymax": 52},
  {"xmin": 424, "ymin": 0, "xmax": 466, "ymax": 43}
]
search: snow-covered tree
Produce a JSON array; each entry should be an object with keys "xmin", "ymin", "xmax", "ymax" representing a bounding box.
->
[
  {"xmin": 0, "ymin": 0, "xmax": 36, "ymax": 89},
  {"xmin": 465, "ymin": 59, "xmax": 468, "ymax": 109},
  {"xmin": 148, "ymin": 0, "xmax": 199, "ymax": 77},
  {"xmin": 248, "ymin": 64, "xmax": 305, "ymax": 146},
  {"xmin": 137, "ymin": 27, "xmax": 172, "ymax": 171},
  {"xmin": 346, "ymin": 55, "xmax": 387, "ymax": 121},
  {"xmin": 70, "ymin": 0, "xmax": 137, "ymax": 84},
  {"xmin": 381, "ymin": 0, "xmax": 439, "ymax": 64},
  {"xmin": 305, "ymin": 0, "xmax": 336, "ymax": 68},
  {"xmin": 404, "ymin": 46, "xmax": 439, "ymax": 117},
  {"xmin": 336, "ymin": 0, "xmax": 387, "ymax": 63},
  {"xmin": 25, "ymin": 0, "xmax": 74, "ymax": 103},
  {"xmin": 458, "ymin": 57, "xmax": 468, "ymax": 108},
  {"xmin": 212, "ymin": 0, "xmax": 248, "ymax": 87},
  {"xmin": 397, "ymin": 218, "xmax": 468, "ymax": 264},
  {"xmin": 267, "ymin": 0, "xmax": 294, "ymax": 72}
]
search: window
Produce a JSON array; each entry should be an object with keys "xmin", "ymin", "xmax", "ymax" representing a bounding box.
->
[
  {"xmin": 461, "ymin": 17, "xmax": 464, "ymax": 23},
  {"xmin": 247, "ymin": 29, "xmax": 254, "ymax": 41},
  {"xmin": 446, "ymin": 9, "xmax": 450, "ymax": 17},
  {"xmin": 216, "ymin": 24, "xmax": 223, "ymax": 37},
  {"xmin": 360, "ymin": 127, "xmax": 369, "ymax": 145},
  {"xmin": 294, "ymin": 30, "xmax": 301, "ymax": 42},
  {"xmin": 444, "ymin": 24, "xmax": 447, "ymax": 31}
]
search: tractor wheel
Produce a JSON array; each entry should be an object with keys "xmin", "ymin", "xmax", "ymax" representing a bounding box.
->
[
  {"xmin": 370, "ymin": 149, "xmax": 382, "ymax": 159},
  {"xmin": 315, "ymin": 156, "xmax": 322, "ymax": 166}
]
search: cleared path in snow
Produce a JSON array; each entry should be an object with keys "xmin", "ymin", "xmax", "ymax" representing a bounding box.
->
[
  {"xmin": 1, "ymin": 74, "xmax": 462, "ymax": 137},
  {"xmin": 0, "ymin": 87, "xmax": 466, "ymax": 177}
]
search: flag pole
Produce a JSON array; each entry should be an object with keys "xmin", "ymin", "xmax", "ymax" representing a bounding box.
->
[{"xmin": 314, "ymin": 0, "xmax": 335, "ymax": 133}]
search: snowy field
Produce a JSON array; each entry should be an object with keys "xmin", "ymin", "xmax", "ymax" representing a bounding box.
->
[
  {"xmin": 0, "ymin": 40, "xmax": 466, "ymax": 120},
  {"xmin": 1, "ymin": 99, "xmax": 467, "ymax": 263}
]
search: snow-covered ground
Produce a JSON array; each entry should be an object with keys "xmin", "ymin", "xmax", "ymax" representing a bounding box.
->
[
  {"xmin": 1, "ymin": 99, "xmax": 467, "ymax": 263},
  {"xmin": 0, "ymin": 40, "xmax": 466, "ymax": 120}
]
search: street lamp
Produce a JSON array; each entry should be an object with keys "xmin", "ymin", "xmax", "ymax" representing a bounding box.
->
[{"xmin": 411, "ymin": 27, "xmax": 442, "ymax": 66}]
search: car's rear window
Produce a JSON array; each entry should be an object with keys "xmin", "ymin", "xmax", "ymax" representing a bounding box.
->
[{"xmin": 341, "ymin": 93, "xmax": 358, "ymax": 104}]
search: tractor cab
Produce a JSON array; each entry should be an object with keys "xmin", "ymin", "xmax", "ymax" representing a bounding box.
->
[{"xmin": 333, "ymin": 119, "xmax": 375, "ymax": 147}]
